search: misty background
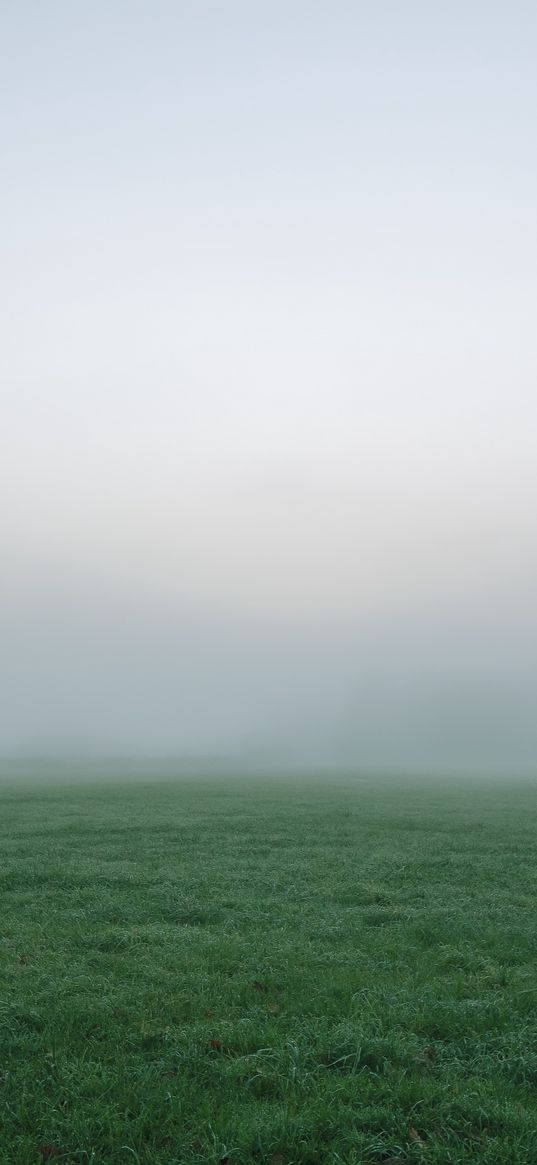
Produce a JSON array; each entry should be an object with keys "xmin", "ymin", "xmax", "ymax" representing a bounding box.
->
[{"xmin": 2, "ymin": 2, "xmax": 536, "ymax": 773}]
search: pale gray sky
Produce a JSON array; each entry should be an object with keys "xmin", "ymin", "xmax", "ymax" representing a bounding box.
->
[{"xmin": 2, "ymin": 2, "xmax": 536, "ymax": 769}]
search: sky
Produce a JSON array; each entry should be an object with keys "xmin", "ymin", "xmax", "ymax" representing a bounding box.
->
[{"xmin": 2, "ymin": 1, "xmax": 536, "ymax": 771}]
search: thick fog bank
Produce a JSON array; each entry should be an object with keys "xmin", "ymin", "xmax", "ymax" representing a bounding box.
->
[
  {"xmin": 1, "ymin": 587, "xmax": 536, "ymax": 777},
  {"xmin": 3, "ymin": 2, "xmax": 536, "ymax": 780}
]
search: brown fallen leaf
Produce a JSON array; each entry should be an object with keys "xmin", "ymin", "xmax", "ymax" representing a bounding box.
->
[
  {"xmin": 268, "ymin": 1002, "xmax": 280, "ymax": 1015},
  {"xmin": 19, "ymin": 954, "xmax": 31, "ymax": 965},
  {"xmin": 271, "ymin": 1154, "xmax": 285, "ymax": 1165},
  {"xmin": 408, "ymin": 1127, "xmax": 425, "ymax": 1144},
  {"xmin": 37, "ymin": 1148, "xmax": 61, "ymax": 1160},
  {"xmin": 208, "ymin": 1038, "xmax": 222, "ymax": 1050}
]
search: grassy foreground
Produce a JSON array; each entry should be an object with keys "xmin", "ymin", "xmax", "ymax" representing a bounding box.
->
[{"xmin": 1, "ymin": 775, "xmax": 537, "ymax": 1164}]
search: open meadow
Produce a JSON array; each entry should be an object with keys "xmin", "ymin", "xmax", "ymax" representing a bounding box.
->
[{"xmin": 1, "ymin": 774, "xmax": 537, "ymax": 1164}]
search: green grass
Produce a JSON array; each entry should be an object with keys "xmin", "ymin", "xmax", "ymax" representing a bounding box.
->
[{"xmin": 1, "ymin": 774, "xmax": 537, "ymax": 1163}]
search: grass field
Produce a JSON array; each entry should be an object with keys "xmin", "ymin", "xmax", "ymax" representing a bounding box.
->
[{"xmin": 1, "ymin": 774, "xmax": 537, "ymax": 1164}]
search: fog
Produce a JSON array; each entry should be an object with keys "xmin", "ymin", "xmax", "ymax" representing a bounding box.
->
[
  {"xmin": 2, "ymin": 2, "xmax": 536, "ymax": 775},
  {"xmin": 2, "ymin": 575, "xmax": 536, "ymax": 774}
]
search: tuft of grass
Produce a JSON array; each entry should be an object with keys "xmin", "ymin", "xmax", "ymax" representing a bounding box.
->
[{"xmin": 1, "ymin": 774, "xmax": 537, "ymax": 1162}]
